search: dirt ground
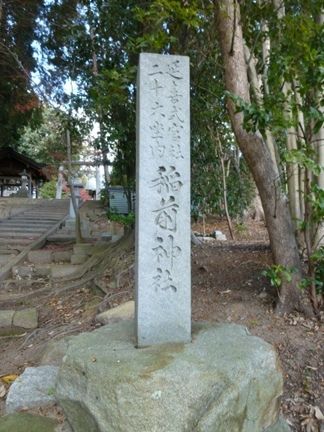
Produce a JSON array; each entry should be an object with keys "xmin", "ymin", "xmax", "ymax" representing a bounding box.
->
[{"xmin": 0, "ymin": 218, "xmax": 323, "ymax": 431}]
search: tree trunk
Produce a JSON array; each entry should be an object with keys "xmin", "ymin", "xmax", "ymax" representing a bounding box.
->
[
  {"xmin": 294, "ymin": 82, "xmax": 306, "ymax": 221},
  {"xmin": 215, "ymin": 0, "xmax": 312, "ymax": 315},
  {"xmin": 91, "ymin": 26, "xmax": 110, "ymax": 186},
  {"xmin": 283, "ymin": 82, "xmax": 302, "ymax": 228},
  {"xmin": 243, "ymin": 41, "xmax": 279, "ymax": 176},
  {"xmin": 216, "ymin": 135, "xmax": 235, "ymax": 240},
  {"xmin": 314, "ymin": 11, "xmax": 324, "ymax": 247},
  {"xmin": 95, "ymin": 165, "xmax": 101, "ymax": 200}
]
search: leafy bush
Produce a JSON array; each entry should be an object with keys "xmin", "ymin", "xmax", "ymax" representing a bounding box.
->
[
  {"xmin": 39, "ymin": 179, "xmax": 67, "ymax": 199},
  {"xmin": 262, "ymin": 265, "xmax": 295, "ymax": 289},
  {"xmin": 107, "ymin": 211, "xmax": 135, "ymax": 228}
]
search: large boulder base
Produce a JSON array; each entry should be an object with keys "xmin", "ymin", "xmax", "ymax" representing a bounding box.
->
[
  {"xmin": 6, "ymin": 366, "xmax": 58, "ymax": 414},
  {"xmin": 0, "ymin": 413, "xmax": 58, "ymax": 432},
  {"xmin": 56, "ymin": 321, "xmax": 286, "ymax": 432},
  {"xmin": 95, "ymin": 300, "xmax": 135, "ymax": 325}
]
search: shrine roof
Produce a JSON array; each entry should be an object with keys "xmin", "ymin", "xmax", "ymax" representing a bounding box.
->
[{"xmin": 0, "ymin": 147, "xmax": 49, "ymax": 180}]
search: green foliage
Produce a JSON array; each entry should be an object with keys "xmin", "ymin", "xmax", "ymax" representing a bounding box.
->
[
  {"xmin": 38, "ymin": 180, "xmax": 57, "ymax": 199},
  {"xmin": 226, "ymin": 93, "xmax": 272, "ymax": 135},
  {"xmin": 262, "ymin": 265, "xmax": 295, "ymax": 289},
  {"xmin": 107, "ymin": 211, "xmax": 135, "ymax": 228},
  {"xmin": 100, "ymin": 186, "xmax": 109, "ymax": 207},
  {"xmin": 36, "ymin": 0, "xmax": 253, "ymax": 218},
  {"xmin": 234, "ymin": 222, "xmax": 248, "ymax": 235},
  {"xmin": 311, "ymin": 247, "xmax": 324, "ymax": 294},
  {"xmin": 17, "ymin": 106, "xmax": 81, "ymax": 164},
  {"xmin": 284, "ymin": 146, "xmax": 321, "ymax": 176},
  {"xmin": 300, "ymin": 246, "xmax": 324, "ymax": 295},
  {"xmin": 0, "ymin": 0, "xmax": 43, "ymax": 148}
]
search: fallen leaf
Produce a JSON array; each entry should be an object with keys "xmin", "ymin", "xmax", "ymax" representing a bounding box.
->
[
  {"xmin": 0, "ymin": 374, "xmax": 18, "ymax": 384},
  {"xmin": 0, "ymin": 382, "xmax": 6, "ymax": 398},
  {"xmin": 314, "ymin": 406, "xmax": 324, "ymax": 421}
]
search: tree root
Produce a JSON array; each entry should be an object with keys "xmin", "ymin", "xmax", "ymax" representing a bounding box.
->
[{"xmin": 52, "ymin": 231, "xmax": 135, "ymax": 294}]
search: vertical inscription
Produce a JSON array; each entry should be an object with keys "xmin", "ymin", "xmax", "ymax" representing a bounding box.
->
[
  {"xmin": 147, "ymin": 60, "xmax": 184, "ymax": 293},
  {"xmin": 136, "ymin": 53, "xmax": 190, "ymax": 346}
]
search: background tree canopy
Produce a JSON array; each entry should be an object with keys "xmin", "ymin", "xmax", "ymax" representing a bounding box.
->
[
  {"xmin": 0, "ymin": 0, "xmax": 323, "ymax": 313},
  {"xmin": 0, "ymin": 0, "xmax": 43, "ymax": 147}
]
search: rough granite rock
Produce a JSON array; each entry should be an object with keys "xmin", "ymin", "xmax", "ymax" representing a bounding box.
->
[
  {"xmin": 28, "ymin": 250, "xmax": 53, "ymax": 264},
  {"xmin": 0, "ymin": 413, "xmax": 58, "ymax": 432},
  {"xmin": 95, "ymin": 300, "xmax": 134, "ymax": 325},
  {"xmin": 266, "ymin": 417, "xmax": 291, "ymax": 431},
  {"xmin": 70, "ymin": 254, "xmax": 87, "ymax": 265},
  {"xmin": 52, "ymin": 251, "xmax": 73, "ymax": 263},
  {"xmin": 6, "ymin": 366, "xmax": 58, "ymax": 413},
  {"xmin": 12, "ymin": 308, "xmax": 38, "ymax": 329},
  {"xmin": 56, "ymin": 321, "xmax": 286, "ymax": 432},
  {"xmin": 0, "ymin": 310, "xmax": 14, "ymax": 328}
]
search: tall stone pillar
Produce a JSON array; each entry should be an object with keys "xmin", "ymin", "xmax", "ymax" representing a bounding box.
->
[{"xmin": 135, "ymin": 53, "xmax": 191, "ymax": 347}]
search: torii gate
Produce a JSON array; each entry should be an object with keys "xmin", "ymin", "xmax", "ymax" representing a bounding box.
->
[{"xmin": 55, "ymin": 159, "xmax": 112, "ymax": 200}]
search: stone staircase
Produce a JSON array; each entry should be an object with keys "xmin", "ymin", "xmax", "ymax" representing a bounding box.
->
[
  {"xmin": 0, "ymin": 200, "xmax": 68, "ymax": 248},
  {"xmin": 0, "ymin": 200, "xmax": 69, "ymax": 280}
]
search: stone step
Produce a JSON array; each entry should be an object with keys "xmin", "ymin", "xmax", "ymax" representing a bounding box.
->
[
  {"xmin": 12, "ymin": 216, "xmax": 63, "ymax": 221},
  {"xmin": 70, "ymin": 254, "xmax": 88, "ymax": 265},
  {"xmin": 0, "ymin": 225, "xmax": 52, "ymax": 231},
  {"xmin": 46, "ymin": 234, "xmax": 76, "ymax": 242},
  {"xmin": 0, "ymin": 220, "xmax": 54, "ymax": 225},
  {"xmin": 16, "ymin": 211, "xmax": 65, "ymax": 215},
  {"xmin": 0, "ymin": 278, "xmax": 46, "ymax": 294},
  {"xmin": 27, "ymin": 250, "xmax": 53, "ymax": 264},
  {"xmin": 0, "ymin": 238, "xmax": 33, "ymax": 245},
  {"xmin": 73, "ymin": 243, "xmax": 95, "ymax": 255},
  {"xmin": 26, "ymin": 249, "xmax": 73, "ymax": 264},
  {"xmin": 12, "ymin": 264, "xmax": 51, "ymax": 278},
  {"xmin": 0, "ymin": 249, "xmax": 19, "ymax": 255},
  {"xmin": 0, "ymin": 255, "xmax": 15, "ymax": 265},
  {"xmin": 0, "ymin": 223, "xmax": 49, "ymax": 229},
  {"xmin": 51, "ymin": 263, "xmax": 82, "ymax": 279},
  {"xmin": 0, "ymin": 232, "xmax": 40, "ymax": 238},
  {"xmin": 0, "ymin": 227, "xmax": 47, "ymax": 233},
  {"xmin": 0, "ymin": 308, "xmax": 38, "ymax": 333}
]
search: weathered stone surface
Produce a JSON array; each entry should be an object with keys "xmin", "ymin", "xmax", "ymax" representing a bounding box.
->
[
  {"xmin": 136, "ymin": 53, "xmax": 191, "ymax": 346},
  {"xmin": 12, "ymin": 308, "xmax": 38, "ymax": 329},
  {"xmin": 70, "ymin": 254, "xmax": 87, "ymax": 265},
  {"xmin": 0, "ymin": 413, "xmax": 58, "ymax": 432},
  {"xmin": 41, "ymin": 339, "xmax": 70, "ymax": 367},
  {"xmin": 56, "ymin": 321, "xmax": 284, "ymax": 432},
  {"xmin": 265, "ymin": 417, "xmax": 291, "ymax": 432},
  {"xmin": 12, "ymin": 265, "xmax": 34, "ymax": 278},
  {"xmin": 73, "ymin": 243, "xmax": 94, "ymax": 255},
  {"xmin": 34, "ymin": 265, "xmax": 51, "ymax": 277},
  {"xmin": 100, "ymin": 232, "xmax": 112, "ymax": 242},
  {"xmin": 52, "ymin": 251, "xmax": 72, "ymax": 263},
  {"xmin": 0, "ymin": 255, "xmax": 12, "ymax": 265},
  {"xmin": 0, "ymin": 248, "xmax": 19, "ymax": 255},
  {"xmin": 6, "ymin": 366, "xmax": 58, "ymax": 413},
  {"xmin": 51, "ymin": 264, "xmax": 82, "ymax": 279},
  {"xmin": 96, "ymin": 300, "xmax": 134, "ymax": 324},
  {"xmin": 213, "ymin": 230, "xmax": 227, "ymax": 241},
  {"xmin": 28, "ymin": 250, "xmax": 53, "ymax": 264},
  {"xmin": 0, "ymin": 309, "xmax": 14, "ymax": 328}
]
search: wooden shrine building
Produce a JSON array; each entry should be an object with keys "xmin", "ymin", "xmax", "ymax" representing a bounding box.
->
[{"xmin": 0, "ymin": 148, "xmax": 49, "ymax": 197}]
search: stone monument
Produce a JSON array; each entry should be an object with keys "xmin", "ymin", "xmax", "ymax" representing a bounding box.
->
[
  {"xmin": 135, "ymin": 53, "xmax": 191, "ymax": 346},
  {"xmin": 69, "ymin": 179, "xmax": 83, "ymax": 219}
]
